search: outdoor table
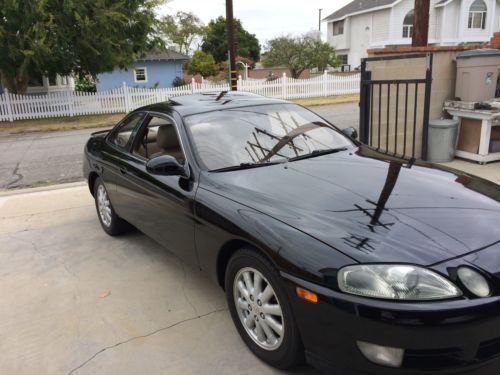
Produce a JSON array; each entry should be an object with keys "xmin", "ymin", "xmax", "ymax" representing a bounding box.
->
[{"xmin": 444, "ymin": 105, "xmax": 500, "ymax": 164}]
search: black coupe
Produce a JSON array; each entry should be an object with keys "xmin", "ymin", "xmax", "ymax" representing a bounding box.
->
[{"xmin": 84, "ymin": 92, "xmax": 500, "ymax": 374}]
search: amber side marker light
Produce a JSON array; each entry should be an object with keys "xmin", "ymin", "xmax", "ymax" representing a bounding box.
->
[{"xmin": 295, "ymin": 287, "xmax": 318, "ymax": 303}]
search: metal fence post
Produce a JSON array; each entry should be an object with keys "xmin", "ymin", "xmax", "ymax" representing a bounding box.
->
[
  {"xmin": 359, "ymin": 59, "xmax": 371, "ymax": 144},
  {"xmin": 4, "ymin": 88, "xmax": 14, "ymax": 122},
  {"xmin": 122, "ymin": 82, "xmax": 131, "ymax": 112},
  {"xmin": 421, "ymin": 53, "xmax": 433, "ymax": 161}
]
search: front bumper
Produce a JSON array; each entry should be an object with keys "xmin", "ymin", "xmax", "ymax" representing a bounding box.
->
[{"xmin": 282, "ymin": 273, "xmax": 500, "ymax": 375}]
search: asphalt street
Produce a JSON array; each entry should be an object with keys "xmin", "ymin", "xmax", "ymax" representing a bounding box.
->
[
  {"xmin": 0, "ymin": 102, "xmax": 359, "ymax": 189},
  {"xmin": 0, "ymin": 184, "xmax": 320, "ymax": 374}
]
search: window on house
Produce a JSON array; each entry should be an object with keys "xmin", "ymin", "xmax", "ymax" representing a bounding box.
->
[
  {"xmin": 338, "ymin": 55, "xmax": 348, "ymax": 65},
  {"xmin": 134, "ymin": 67, "xmax": 148, "ymax": 83},
  {"xmin": 333, "ymin": 20, "xmax": 344, "ymax": 35},
  {"xmin": 468, "ymin": 0, "xmax": 487, "ymax": 29},
  {"xmin": 402, "ymin": 10, "xmax": 414, "ymax": 38}
]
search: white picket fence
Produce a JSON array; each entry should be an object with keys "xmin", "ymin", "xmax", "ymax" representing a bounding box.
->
[{"xmin": 0, "ymin": 72, "xmax": 360, "ymax": 122}]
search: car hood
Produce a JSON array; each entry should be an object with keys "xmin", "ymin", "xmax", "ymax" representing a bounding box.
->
[{"xmin": 202, "ymin": 147, "xmax": 500, "ymax": 266}]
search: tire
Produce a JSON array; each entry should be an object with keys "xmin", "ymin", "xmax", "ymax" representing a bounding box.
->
[
  {"xmin": 93, "ymin": 177, "xmax": 133, "ymax": 236},
  {"xmin": 225, "ymin": 247, "xmax": 304, "ymax": 369}
]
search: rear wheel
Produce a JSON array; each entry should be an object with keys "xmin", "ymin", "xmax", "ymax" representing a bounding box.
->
[
  {"xmin": 93, "ymin": 177, "xmax": 132, "ymax": 236},
  {"xmin": 225, "ymin": 248, "xmax": 304, "ymax": 369}
]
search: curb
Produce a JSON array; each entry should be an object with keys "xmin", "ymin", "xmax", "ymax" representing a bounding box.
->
[{"xmin": 0, "ymin": 181, "xmax": 87, "ymax": 197}]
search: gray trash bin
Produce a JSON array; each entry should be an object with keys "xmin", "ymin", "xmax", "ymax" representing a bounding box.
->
[{"xmin": 427, "ymin": 119, "xmax": 459, "ymax": 163}]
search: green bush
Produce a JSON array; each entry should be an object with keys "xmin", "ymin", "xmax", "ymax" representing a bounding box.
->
[{"xmin": 172, "ymin": 77, "xmax": 187, "ymax": 87}]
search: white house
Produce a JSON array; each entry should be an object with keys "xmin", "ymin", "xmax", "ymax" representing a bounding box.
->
[
  {"xmin": 0, "ymin": 74, "xmax": 75, "ymax": 95},
  {"xmin": 324, "ymin": 0, "xmax": 500, "ymax": 69}
]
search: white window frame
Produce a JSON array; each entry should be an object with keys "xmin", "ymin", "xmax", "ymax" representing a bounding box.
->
[
  {"xmin": 332, "ymin": 20, "xmax": 344, "ymax": 36},
  {"xmin": 134, "ymin": 67, "xmax": 148, "ymax": 83},
  {"xmin": 402, "ymin": 24, "xmax": 413, "ymax": 38},
  {"xmin": 468, "ymin": 11, "xmax": 487, "ymax": 29}
]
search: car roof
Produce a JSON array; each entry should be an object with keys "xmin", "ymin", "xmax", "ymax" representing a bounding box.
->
[{"xmin": 133, "ymin": 91, "xmax": 290, "ymax": 117}]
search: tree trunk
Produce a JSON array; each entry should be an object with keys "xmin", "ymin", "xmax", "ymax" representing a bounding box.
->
[{"xmin": 291, "ymin": 69, "xmax": 304, "ymax": 79}]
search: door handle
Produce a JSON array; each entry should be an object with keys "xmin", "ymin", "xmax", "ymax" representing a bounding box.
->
[{"xmin": 119, "ymin": 167, "xmax": 127, "ymax": 175}]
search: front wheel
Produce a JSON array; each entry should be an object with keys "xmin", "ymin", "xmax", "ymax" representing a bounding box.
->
[
  {"xmin": 93, "ymin": 177, "xmax": 132, "ymax": 236},
  {"xmin": 225, "ymin": 248, "xmax": 304, "ymax": 369}
]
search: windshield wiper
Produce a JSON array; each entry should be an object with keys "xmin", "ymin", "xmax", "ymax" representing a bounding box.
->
[
  {"xmin": 287, "ymin": 147, "xmax": 348, "ymax": 162},
  {"xmin": 211, "ymin": 161, "xmax": 283, "ymax": 173}
]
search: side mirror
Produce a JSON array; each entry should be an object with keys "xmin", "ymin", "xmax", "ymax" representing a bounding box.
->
[
  {"xmin": 146, "ymin": 155, "xmax": 188, "ymax": 177},
  {"xmin": 342, "ymin": 127, "xmax": 358, "ymax": 140}
]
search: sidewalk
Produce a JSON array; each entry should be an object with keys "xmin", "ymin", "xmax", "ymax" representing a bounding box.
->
[{"xmin": 441, "ymin": 159, "xmax": 500, "ymax": 185}]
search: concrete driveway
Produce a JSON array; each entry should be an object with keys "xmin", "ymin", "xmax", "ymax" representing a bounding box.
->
[
  {"xmin": 0, "ymin": 184, "xmax": 319, "ymax": 374},
  {"xmin": 0, "ymin": 102, "xmax": 359, "ymax": 189}
]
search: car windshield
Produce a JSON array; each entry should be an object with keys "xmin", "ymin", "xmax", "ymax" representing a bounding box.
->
[{"xmin": 184, "ymin": 103, "xmax": 352, "ymax": 171}]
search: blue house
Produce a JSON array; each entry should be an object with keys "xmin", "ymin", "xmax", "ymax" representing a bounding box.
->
[{"xmin": 96, "ymin": 51, "xmax": 189, "ymax": 91}]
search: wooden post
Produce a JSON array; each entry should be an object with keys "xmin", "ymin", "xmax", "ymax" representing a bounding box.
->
[
  {"xmin": 238, "ymin": 75, "xmax": 243, "ymax": 91},
  {"xmin": 122, "ymin": 82, "xmax": 131, "ymax": 112},
  {"xmin": 66, "ymin": 90, "xmax": 74, "ymax": 117},
  {"xmin": 226, "ymin": 0, "xmax": 238, "ymax": 91},
  {"xmin": 322, "ymin": 70, "xmax": 328, "ymax": 97},
  {"xmin": 4, "ymin": 88, "xmax": 14, "ymax": 122},
  {"xmin": 412, "ymin": 0, "xmax": 430, "ymax": 47},
  {"xmin": 282, "ymin": 73, "xmax": 287, "ymax": 99}
]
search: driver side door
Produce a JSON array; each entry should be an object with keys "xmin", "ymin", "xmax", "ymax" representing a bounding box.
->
[{"xmin": 113, "ymin": 113, "xmax": 198, "ymax": 266}]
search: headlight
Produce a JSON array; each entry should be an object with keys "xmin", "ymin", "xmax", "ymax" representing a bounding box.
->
[
  {"xmin": 457, "ymin": 267, "xmax": 490, "ymax": 297},
  {"xmin": 338, "ymin": 265, "xmax": 462, "ymax": 300}
]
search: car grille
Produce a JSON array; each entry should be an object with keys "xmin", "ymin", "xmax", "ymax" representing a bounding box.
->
[
  {"xmin": 403, "ymin": 337, "xmax": 500, "ymax": 370},
  {"xmin": 404, "ymin": 347, "xmax": 468, "ymax": 369}
]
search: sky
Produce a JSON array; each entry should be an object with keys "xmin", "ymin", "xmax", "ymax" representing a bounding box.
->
[{"xmin": 158, "ymin": 0, "xmax": 352, "ymax": 45}]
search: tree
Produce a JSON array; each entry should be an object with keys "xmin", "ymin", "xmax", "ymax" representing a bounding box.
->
[
  {"xmin": 0, "ymin": 0, "xmax": 162, "ymax": 94},
  {"xmin": 183, "ymin": 51, "xmax": 218, "ymax": 78},
  {"xmin": 263, "ymin": 35, "xmax": 339, "ymax": 78},
  {"xmin": 159, "ymin": 11, "xmax": 205, "ymax": 55},
  {"xmin": 201, "ymin": 16, "xmax": 260, "ymax": 63}
]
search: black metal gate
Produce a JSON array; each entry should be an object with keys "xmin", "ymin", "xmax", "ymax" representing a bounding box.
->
[{"xmin": 359, "ymin": 53, "xmax": 433, "ymax": 160}]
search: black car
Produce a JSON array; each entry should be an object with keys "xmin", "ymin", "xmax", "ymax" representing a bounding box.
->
[{"xmin": 83, "ymin": 92, "xmax": 500, "ymax": 374}]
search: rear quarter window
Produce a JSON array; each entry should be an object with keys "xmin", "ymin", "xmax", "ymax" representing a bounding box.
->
[{"xmin": 108, "ymin": 112, "xmax": 145, "ymax": 149}]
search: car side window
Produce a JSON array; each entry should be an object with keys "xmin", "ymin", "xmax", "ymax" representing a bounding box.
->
[
  {"xmin": 134, "ymin": 115, "xmax": 185, "ymax": 164},
  {"xmin": 108, "ymin": 112, "xmax": 144, "ymax": 149}
]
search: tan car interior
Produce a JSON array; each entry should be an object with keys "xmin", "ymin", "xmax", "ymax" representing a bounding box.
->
[{"xmin": 135, "ymin": 116, "xmax": 184, "ymax": 163}]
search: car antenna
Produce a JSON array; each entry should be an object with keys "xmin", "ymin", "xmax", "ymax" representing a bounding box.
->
[{"xmin": 216, "ymin": 91, "xmax": 228, "ymax": 101}]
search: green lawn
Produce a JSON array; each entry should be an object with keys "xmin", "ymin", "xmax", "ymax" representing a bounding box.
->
[
  {"xmin": 0, "ymin": 113, "xmax": 125, "ymax": 134},
  {"xmin": 291, "ymin": 94, "xmax": 359, "ymax": 107}
]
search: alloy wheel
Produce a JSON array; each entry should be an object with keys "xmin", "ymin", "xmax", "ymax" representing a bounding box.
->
[
  {"xmin": 97, "ymin": 184, "xmax": 112, "ymax": 227},
  {"xmin": 233, "ymin": 267, "xmax": 285, "ymax": 351}
]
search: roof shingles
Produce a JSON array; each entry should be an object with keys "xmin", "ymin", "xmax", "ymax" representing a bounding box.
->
[
  {"xmin": 137, "ymin": 50, "xmax": 189, "ymax": 61},
  {"xmin": 323, "ymin": 0, "xmax": 398, "ymax": 22}
]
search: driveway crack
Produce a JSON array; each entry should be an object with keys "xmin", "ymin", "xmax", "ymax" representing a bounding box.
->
[
  {"xmin": 5, "ymin": 162, "xmax": 23, "ymax": 188},
  {"xmin": 67, "ymin": 308, "xmax": 228, "ymax": 375}
]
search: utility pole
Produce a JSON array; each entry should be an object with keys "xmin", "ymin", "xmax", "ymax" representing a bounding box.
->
[
  {"xmin": 412, "ymin": 0, "xmax": 430, "ymax": 47},
  {"xmin": 226, "ymin": 0, "xmax": 237, "ymax": 91},
  {"xmin": 318, "ymin": 9, "xmax": 322, "ymax": 31}
]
